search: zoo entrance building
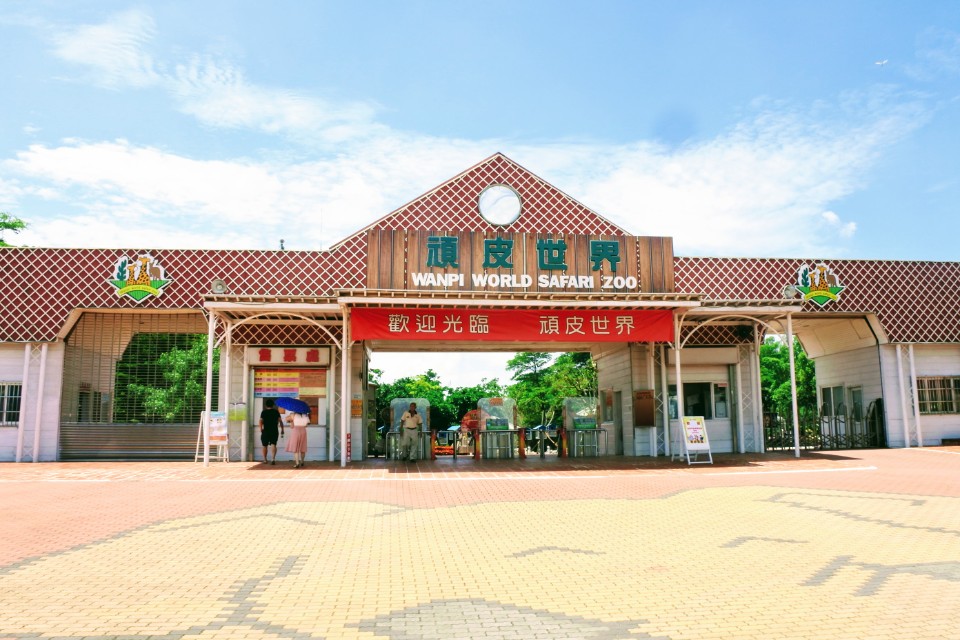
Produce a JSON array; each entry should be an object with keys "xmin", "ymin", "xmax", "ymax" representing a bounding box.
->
[{"xmin": 1, "ymin": 154, "xmax": 958, "ymax": 465}]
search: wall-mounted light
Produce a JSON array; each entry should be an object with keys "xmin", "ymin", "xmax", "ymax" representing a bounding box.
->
[
  {"xmin": 782, "ymin": 284, "xmax": 799, "ymax": 299},
  {"xmin": 210, "ymin": 279, "xmax": 228, "ymax": 294}
]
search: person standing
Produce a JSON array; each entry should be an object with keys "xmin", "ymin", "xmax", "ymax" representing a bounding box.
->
[
  {"xmin": 285, "ymin": 410, "xmax": 309, "ymax": 468},
  {"xmin": 259, "ymin": 398, "xmax": 284, "ymax": 465},
  {"xmin": 399, "ymin": 402, "xmax": 423, "ymax": 462}
]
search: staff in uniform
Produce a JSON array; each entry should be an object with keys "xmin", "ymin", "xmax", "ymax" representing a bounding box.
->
[{"xmin": 399, "ymin": 402, "xmax": 423, "ymax": 462}]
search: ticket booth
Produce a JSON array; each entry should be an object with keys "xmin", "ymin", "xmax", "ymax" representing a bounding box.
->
[{"xmin": 248, "ymin": 346, "xmax": 332, "ymax": 463}]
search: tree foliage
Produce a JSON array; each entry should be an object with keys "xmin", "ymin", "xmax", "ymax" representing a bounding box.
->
[
  {"xmin": 370, "ymin": 368, "xmax": 505, "ymax": 429},
  {"xmin": 506, "ymin": 352, "xmax": 597, "ymax": 426},
  {"xmin": 0, "ymin": 212, "xmax": 27, "ymax": 247},
  {"xmin": 759, "ymin": 337, "xmax": 817, "ymax": 420},
  {"xmin": 114, "ymin": 334, "xmax": 219, "ymax": 423}
]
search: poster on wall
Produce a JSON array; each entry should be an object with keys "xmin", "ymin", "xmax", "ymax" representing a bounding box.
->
[{"xmin": 254, "ymin": 369, "xmax": 328, "ymax": 398}]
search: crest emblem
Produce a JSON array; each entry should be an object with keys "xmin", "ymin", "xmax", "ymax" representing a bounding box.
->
[
  {"xmin": 795, "ymin": 263, "xmax": 844, "ymax": 307},
  {"xmin": 108, "ymin": 254, "xmax": 171, "ymax": 301}
]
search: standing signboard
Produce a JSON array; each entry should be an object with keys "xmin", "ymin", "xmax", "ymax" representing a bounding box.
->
[
  {"xmin": 672, "ymin": 416, "xmax": 713, "ymax": 465},
  {"xmin": 195, "ymin": 411, "xmax": 230, "ymax": 462}
]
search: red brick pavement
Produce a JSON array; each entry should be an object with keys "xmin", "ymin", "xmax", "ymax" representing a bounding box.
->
[
  {"xmin": 2, "ymin": 447, "xmax": 957, "ymax": 566},
  {"xmin": 1, "ymin": 446, "xmax": 958, "ymax": 639}
]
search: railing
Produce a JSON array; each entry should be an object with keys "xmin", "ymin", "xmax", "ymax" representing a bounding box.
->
[
  {"xmin": 764, "ymin": 400, "xmax": 886, "ymax": 451},
  {"xmin": 763, "ymin": 412, "xmax": 820, "ymax": 451}
]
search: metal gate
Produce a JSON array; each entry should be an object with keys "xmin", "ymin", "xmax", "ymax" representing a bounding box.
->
[{"xmin": 59, "ymin": 311, "xmax": 218, "ymax": 460}]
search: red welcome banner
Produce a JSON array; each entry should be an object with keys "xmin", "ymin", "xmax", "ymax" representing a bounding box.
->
[{"xmin": 351, "ymin": 308, "xmax": 674, "ymax": 342}]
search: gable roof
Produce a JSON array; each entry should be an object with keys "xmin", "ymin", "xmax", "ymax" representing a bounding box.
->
[{"xmin": 332, "ymin": 152, "xmax": 628, "ymax": 249}]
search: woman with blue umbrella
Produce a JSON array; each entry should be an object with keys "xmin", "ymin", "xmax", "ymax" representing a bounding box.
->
[{"xmin": 276, "ymin": 397, "xmax": 310, "ymax": 468}]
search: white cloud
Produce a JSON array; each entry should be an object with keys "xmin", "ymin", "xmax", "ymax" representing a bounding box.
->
[
  {"xmin": 170, "ymin": 56, "xmax": 381, "ymax": 142},
  {"xmin": 3, "ymin": 11, "xmax": 933, "ymax": 257},
  {"xmin": 6, "ymin": 136, "xmax": 493, "ymax": 249},
  {"xmin": 50, "ymin": 9, "xmax": 161, "ymax": 88},
  {"xmin": 906, "ymin": 27, "xmax": 960, "ymax": 81},
  {"xmin": 821, "ymin": 210, "xmax": 856, "ymax": 238},
  {"xmin": 515, "ymin": 93, "xmax": 928, "ymax": 257},
  {"xmin": 4, "ymin": 89, "xmax": 927, "ymax": 255},
  {"xmin": 46, "ymin": 10, "xmax": 380, "ymax": 144}
]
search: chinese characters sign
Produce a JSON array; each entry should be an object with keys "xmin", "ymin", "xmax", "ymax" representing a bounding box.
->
[
  {"xmin": 366, "ymin": 230, "xmax": 676, "ymax": 294},
  {"xmin": 351, "ymin": 308, "xmax": 674, "ymax": 343},
  {"xmin": 246, "ymin": 346, "xmax": 331, "ymax": 366},
  {"xmin": 424, "ymin": 235, "xmax": 621, "ymax": 272}
]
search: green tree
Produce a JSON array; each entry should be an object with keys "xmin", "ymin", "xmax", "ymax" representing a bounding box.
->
[
  {"xmin": 506, "ymin": 352, "xmax": 553, "ymax": 426},
  {"xmin": 373, "ymin": 369, "xmax": 451, "ymax": 429},
  {"xmin": 446, "ymin": 378, "xmax": 505, "ymax": 423},
  {"xmin": 114, "ymin": 334, "xmax": 219, "ymax": 423},
  {"xmin": 0, "ymin": 212, "xmax": 27, "ymax": 247},
  {"xmin": 506, "ymin": 352, "xmax": 598, "ymax": 426},
  {"xmin": 759, "ymin": 336, "xmax": 816, "ymax": 422}
]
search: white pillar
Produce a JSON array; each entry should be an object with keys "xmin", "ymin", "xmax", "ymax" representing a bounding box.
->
[
  {"xmin": 753, "ymin": 331, "xmax": 765, "ymax": 452},
  {"xmin": 340, "ymin": 307, "xmax": 351, "ymax": 468},
  {"xmin": 735, "ymin": 357, "xmax": 745, "ymax": 454},
  {"xmin": 16, "ymin": 343, "xmax": 30, "ymax": 463},
  {"xmin": 203, "ymin": 311, "xmax": 216, "ymax": 465},
  {"xmin": 241, "ymin": 349, "xmax": 250, "ymax": 462},
  {"xmin": 659, "ymin": 345, "xmax": 670, "ymax": 457},
  {"xmin": 787, "ymin": 315, "xmax": 801, "ymax": 458},
  {"xmin": 224, "ymin": 327, "xmax": 232, "ymax": 461},
  {"xmin": 895, "ymin": 345, "xmax": 910, "ymax": 448},
  {"xmin": 908, "ymin": 344, "xmax": 923, "ymax": 447},
  {"xmin": 329, "ymin": 345, "xmax": 337, "ymax": 462},
  {"xmin": 31, "ymin": 343, "xmax": 48, "ymax": 462},
  {"xmin": 672, "ymin": 314, "xmax": 684, "ymax": 458}
]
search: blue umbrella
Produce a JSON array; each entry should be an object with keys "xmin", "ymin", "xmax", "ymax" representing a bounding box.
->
[{"xmin": 273, "ymin": 397, "xmax": 310, "ymax": 414}]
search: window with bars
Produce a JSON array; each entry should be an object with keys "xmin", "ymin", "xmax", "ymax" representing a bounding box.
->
[
  {"xmin": 0, "ymin": 383, "xmax": 22, "ymax": 425},
  {"xmin": 917, "ymin": 377, "xmax": 960, "ymax": 414},
  {"xmin": 62, "ymin": 312, "xmax": 219, "ymax": 424}
]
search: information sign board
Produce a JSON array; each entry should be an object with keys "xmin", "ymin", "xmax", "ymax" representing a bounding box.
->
[{"xmin": 671, "ymin": 416, "xmax": 713, "ymax": 465}]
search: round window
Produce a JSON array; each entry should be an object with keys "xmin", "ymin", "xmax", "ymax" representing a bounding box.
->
[{"xmin": 478, "ymin": 184, "xmax": 522, "ymax": 225}]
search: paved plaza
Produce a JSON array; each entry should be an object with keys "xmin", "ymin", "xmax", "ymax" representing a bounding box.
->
[{"xmin": 1, "ymin": 447, "xmax": 958, "ymax": 639}]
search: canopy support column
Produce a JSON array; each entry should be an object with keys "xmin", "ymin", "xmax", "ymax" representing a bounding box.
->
[
  {"xmin": 787, "ymin": 314, "xmax": 801, "ymax": 458},
  {"xmin": 31, "ymin": 344, "xmax": 48, "ymax": 462},
  {"xmin": 340, "ymin": 306, "xmax": 351, "ymax": 468},
  {"xmin": 15, "ymin": 344, "xmax": 30, "ymax": 462},
  {"xmin": 203, "ymin": 311, "xmax": 216, "ymax": 466},
  {"xmin": 908, "ymin": 344, "xmax": 923, "ymax": 447},
  {"xmin": 671, "ymin": 313, "xmax": 685, "ymax": 459},
  {"xmin": 659, "ymin": 344, "xmax": 670, "ymax": 457},
  {"xmin": 895, "ymin": 345, "xmax": 911, "ymax": 447}
]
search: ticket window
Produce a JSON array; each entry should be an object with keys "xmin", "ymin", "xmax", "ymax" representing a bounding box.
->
[
  {"xmin": 252, "ymin": 367, "xmax": 329, "ymax": 426},
  {"xmin": 668, "ymin": 383, "xmax": 724, "ymax": 420}
]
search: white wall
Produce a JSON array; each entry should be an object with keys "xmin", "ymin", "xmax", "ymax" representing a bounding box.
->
[
  {"xmin": 815, "ymin": 345, "xmax": 883, "ymax": 405},
  {"xmin": 0, "ymin": 343, "xmax": 64, "ymax": 462},
  {"xmin": 593, "ymin": 343, "xmax": 632, "ymax": 455},
  {"xmin": 881, "ymin": 344, "xmax": 960, "ymax": 447}
]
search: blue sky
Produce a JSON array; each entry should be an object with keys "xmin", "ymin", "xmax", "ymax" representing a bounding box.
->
[{"xmin": 2, "ymin": 1, "xmax": 959, "ymax": 386}]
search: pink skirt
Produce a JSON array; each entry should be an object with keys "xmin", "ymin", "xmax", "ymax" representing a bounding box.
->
[{"xmin": 285, "ymin": 425, "xmax": 307, "ymax": 454}]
